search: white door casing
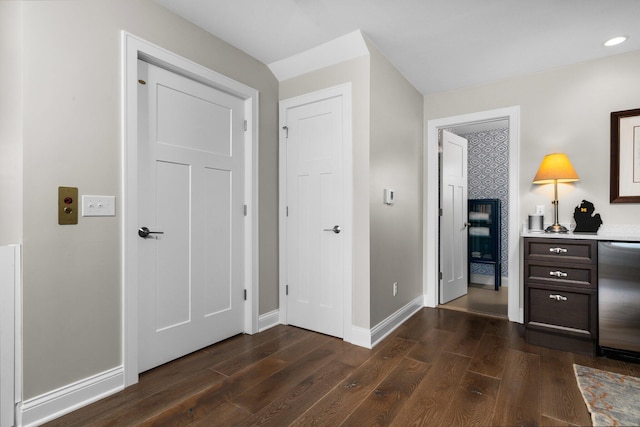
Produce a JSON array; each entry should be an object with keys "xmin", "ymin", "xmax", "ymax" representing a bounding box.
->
[
  {"xmin": 137, "ymin": 60, "xmax": 245, "ymax": 372},
  {"xmin": 279, "ymin": 84, "xmax": 353, "ymax": 342},
  {"xmin": 440, "ymin": 130, "xmax": 469, "ymax": 303},
  {"xmin": 123, "ymin": 32, "xmax": 259, "ymax": 386},
  {"xmin": 424, "ymin": 107, "xmax": 522, "ymax": 322},
  {"xmin": 1, "ymin": 245, "xmax": 20, "ymax": 427}
]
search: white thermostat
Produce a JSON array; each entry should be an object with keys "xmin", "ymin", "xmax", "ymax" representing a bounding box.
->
[{"xmin": 384, "ymin": 188, "xmax": 395, "ymax": 205}]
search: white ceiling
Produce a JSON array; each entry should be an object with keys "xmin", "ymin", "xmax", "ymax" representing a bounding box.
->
[{"xmin": 154, "ymin": 0, "xmax": 640, "ymax": 95}]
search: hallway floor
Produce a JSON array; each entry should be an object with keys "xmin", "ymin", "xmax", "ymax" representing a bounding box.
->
[{"xmin": 441, "ymin": 282, "xmax": 508, "ymax": 318}]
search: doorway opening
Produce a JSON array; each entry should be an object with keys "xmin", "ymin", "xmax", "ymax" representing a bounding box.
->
[
  {"xmin": 423, "ymin": 106, "xmax": 522, "ymax": 323},
  {"xmin": 441, "ymin": 121, "xmax": 509, "ymax": 317}
]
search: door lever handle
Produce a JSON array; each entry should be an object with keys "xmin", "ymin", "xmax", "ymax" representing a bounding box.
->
[
  {"xmin": 138, "ymin": 226, "xmax": 164, "ymax": 238},
  {"xmin": 323, "ymin": 225, "xmax": 341, "ymax": 234}
]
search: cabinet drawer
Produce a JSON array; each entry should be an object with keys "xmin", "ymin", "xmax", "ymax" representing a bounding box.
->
[
  {"xmin": 526, "ymin": 287, "xmax": 595, "ymax": 334},
  {"xmin": 524, "ymin": 238, "xmax": 596, "ymax": 264},
  {"xmin": 525, "ymin": 261, "xmax": 596, "ymax": 289}
]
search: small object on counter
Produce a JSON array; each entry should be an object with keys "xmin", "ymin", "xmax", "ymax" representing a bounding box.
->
[
  {"xmin": 573, "ymin": 200, "xmax": 602, "ymax": 233},
  {"xmin": 528, "ymin": 214, "xmax": 544, "ymax": 232}
]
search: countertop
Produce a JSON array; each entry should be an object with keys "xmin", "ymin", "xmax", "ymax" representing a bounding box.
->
[{"xmin": 521, "ymin": 224, "xmax": 640, "ymax": 242}]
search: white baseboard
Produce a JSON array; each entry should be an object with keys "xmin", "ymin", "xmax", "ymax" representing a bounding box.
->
[
  {"xmin": 19, "ymin": 366, "xmax": 124, "ymax": 427},
  {"xmin": 371, "ymin": 296, "xmax": 424, "ymax": 348},
  {"xmin": 348, "ymin": 325, "xmax": 373, "ymax": 349},
  {"xmin": 258, "ymin": 309, "xmax": 280, "ymax": 332},
  {"xmin": 350, "ymin": 295, "xmax": 424, "ymax": 348},
  {"xmin": 348, "ymin": 295, "xmax": 424, "ymax": 350},
  {"xmin": 258, "ymin": 309, "xmax": 377, "ymax": 349},
  {"xmin": 470, "ymin": 274, "xmax": 508, "ymax": 287},
  {"xmin": 268, "ymin": 296, "xmax": 424, "ymax": 350},
  {"xmin": 513, "ymin": 307, "xmax": 524, "ymax": 324}
]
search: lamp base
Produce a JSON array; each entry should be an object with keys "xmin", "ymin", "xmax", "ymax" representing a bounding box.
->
[{"xmin": 545, "ymin": 223, "xmax": 569, "ymax": 233}]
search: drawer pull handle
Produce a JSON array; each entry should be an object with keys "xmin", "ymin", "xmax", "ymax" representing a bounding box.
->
[
  {"xmin": 549, "ymin": 294, "xmax": 568, "ymax": 302},
  {"xmin": 549, "ymin": 247, "xmax": 568, "ymax": 254},
  {"xmin": 549, "ymin": 270, "xmax": 568, "ymax": 278}
]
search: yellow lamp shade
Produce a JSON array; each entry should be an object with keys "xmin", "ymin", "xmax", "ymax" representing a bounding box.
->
[{"xmin": 532, "ymin": 153, "xmax": 579, "ymax": 184}]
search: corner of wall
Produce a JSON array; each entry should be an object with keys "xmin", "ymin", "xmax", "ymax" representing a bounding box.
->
[{"xmin": 367, "ymin": 36, "xmax": 424, "ymax": 326}]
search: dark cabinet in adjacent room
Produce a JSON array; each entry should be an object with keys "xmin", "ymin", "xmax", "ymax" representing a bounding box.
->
[{"xmin": 468, "ymin": 198, "xmax": 501, "ymax": 290}]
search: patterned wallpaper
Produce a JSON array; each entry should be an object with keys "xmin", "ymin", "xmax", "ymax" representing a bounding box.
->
[{"xmin": 460, "ymin": 128, "xmax": 509, "ymax": 279}]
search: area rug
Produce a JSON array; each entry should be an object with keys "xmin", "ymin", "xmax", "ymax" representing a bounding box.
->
[{"xmin": 574, "ymin": 364, "xmax": 640, "ymax": 426}]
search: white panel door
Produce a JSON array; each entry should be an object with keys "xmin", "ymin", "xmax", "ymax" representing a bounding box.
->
[
  {"xmin": 284, "ymin": 94, "xmax": 345, "ymax": 338},
  {"xmin": 440, "ymin": 130, "xmax": 469, "ymax": 304},
  {"xmin": 137, "ymin": 60, "xmax": 245, "ymax": 372}
]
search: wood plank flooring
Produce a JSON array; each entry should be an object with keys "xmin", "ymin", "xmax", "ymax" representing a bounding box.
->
[{"xmin": 45, "ymin": 307, "xmax": 640, "ymax": 426}]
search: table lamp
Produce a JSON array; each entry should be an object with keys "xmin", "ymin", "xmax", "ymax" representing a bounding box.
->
[{"xmin": 532, "ymin": 153, "xmax": 579, "ymax": 233}]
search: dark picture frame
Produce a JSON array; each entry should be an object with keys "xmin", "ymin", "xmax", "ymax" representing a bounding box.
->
[{"xmin": 610, "ymin": 108, "xmax": 640, "ymax": 203}]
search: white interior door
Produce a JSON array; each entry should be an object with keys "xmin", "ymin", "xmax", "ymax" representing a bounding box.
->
[
  {"xmin": 283, "ymin": 93, "xmax": 345, "ymax": 338},
  {"xmin": 440, "ymin": 130, "xmax": 469, "ymax": 303},
  {"xmin": 137, "ymin": 60, "xmax": 245, "ymax": 372}
]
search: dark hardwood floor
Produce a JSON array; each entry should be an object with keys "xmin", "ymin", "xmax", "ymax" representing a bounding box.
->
[{"xmin": 46, "ymin": 307, "xmax": 640, "ymax": 426}]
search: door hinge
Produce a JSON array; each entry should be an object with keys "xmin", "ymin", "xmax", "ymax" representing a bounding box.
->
[
  {"xmin": 244, "ymin": 204, "xmax": 248, "ymax": 216},
  {"xmin": 439, "ymin": 208, "xmax": 443, "ymax": 216},
  {"xmin": 282, "ymin": 126, "xmax": 289, "ymax": 138},
  {"xmin": 243, "ymin": 289, "xmax": 247, "ymax": 300},
  {"xmin": 243, "ymin": 120, "xmax": 248, "ymax": 131},
  {"xmin": 286, "ymin": 285, "xmax": 289, "ymax": 296},
  {"xmin": 286, "ymin": 206, "xmax": 289, "ymax": 217},
  {"xmin": 439, "ymin": 272, "xmax": 443, "ymax": 280}
]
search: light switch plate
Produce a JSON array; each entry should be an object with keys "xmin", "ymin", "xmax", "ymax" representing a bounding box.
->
[{"xmin": 82, "ymin": 195, "xmax": 116, "ymax": 217}]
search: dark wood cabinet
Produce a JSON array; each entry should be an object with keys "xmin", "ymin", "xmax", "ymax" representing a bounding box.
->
[
  {"xmin": 468, "ymin": 199, "xmax": 501, "ymax": 290},
  {"xmin": 524, "ymin": 237, "xmax": 598, "ymax": 356}
]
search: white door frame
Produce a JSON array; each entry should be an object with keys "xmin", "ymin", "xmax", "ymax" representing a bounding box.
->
[
  {"xmin": 1, "ymin": 245, "xmax": 21, "ymax": 427},
  {"xmin": 278, "ymin": 83, "xmax": 353, "ymax": 344},
  {"xmin": 423, "ymin": 106, "xmax": 523, "ymax": 323},
  {"xmin": 122, "ymin": 32, "xmax": 259, "ymax": 386}
]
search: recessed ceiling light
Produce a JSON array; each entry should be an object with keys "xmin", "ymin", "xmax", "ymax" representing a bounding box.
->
[{"xmin": 604, "ymin": 36, "xmax": 628, "ymax": 47}]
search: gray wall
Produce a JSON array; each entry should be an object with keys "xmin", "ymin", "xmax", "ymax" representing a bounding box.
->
[
  {"xmin": 425, "ymin": 50, "xmax": 640, "ymax": 229},
  {"xmin": 17, "ymin": 0, "xmax": 278, "ymax": 400},
  {"xmin": 0, "ymin": 1, "xmax": 23, "ymax": 245},
  {"xmin": 368, "ymin": 41, "xmax": 424, "ymax": 326}
]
